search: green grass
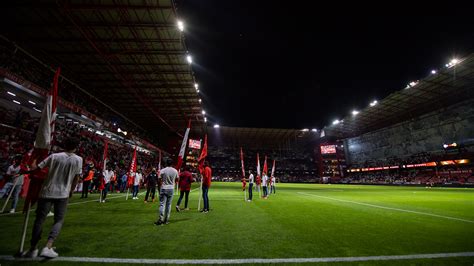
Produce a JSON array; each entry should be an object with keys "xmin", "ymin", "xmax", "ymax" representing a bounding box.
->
[{"xmin": 0, "ymin": 183, "xmax": 473, "ymax": 265}]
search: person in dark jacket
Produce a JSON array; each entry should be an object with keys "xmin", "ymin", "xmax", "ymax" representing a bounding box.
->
[
  {"xmin": 176, "ymin": 166, "xmax": 193, "ymax": 211},
  {"xmin": 144, "ymin": 168, "xmax": 159, "ymax": 203}
]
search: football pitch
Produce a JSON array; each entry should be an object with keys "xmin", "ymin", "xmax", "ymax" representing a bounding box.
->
[{"xmin": 0, "ymin": 183, "xmax": 473, "ymax": 265}]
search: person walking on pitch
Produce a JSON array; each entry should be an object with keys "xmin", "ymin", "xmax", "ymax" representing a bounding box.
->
[
  {"xmin": 176, "ymin": 166, "xmax": 193, "ymax": 211},
  {"xmin": 21, "ymin": 137, "xmax": 83, "ymax": 258},
  {"xmin": 155, "ymin": 159, "xmax": 178, "ymax": 225},
  {"xmin": 101, "ymin": 165, "xmax": 114, "ymax": 202},
  {"xmin": 132, "ymin": 169, "xmax": 143, "ymax": 199},
  {"xmin": 80, "ymin": 164, "xmax": 94, "ymax": 199},
  {"xmin": 144, "ymin": 168, "xmax": 159, "ymax": 203},
  {"xmin": 247, "ymin": 170, "xmax": 254, "ymax": 201}
]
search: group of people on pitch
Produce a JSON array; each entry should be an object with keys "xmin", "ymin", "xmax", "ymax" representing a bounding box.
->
[
  {"xmin": 16, "ymin": 136, "xmax": 213, "ymax": 259},
  {"xmin": 244, "ymin": 170, "xmax": 276, "ymax": 201}
]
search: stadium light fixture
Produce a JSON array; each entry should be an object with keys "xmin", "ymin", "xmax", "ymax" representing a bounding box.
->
[
  {"xmin": 117, "ymin": 128, "xmax": 122, "ymax": 133},
  {"xmin": 301, "ymin": 128, "xmax": 309, "ymax": 132},
  {"xmin": 369, "ymin": 100, "xmax": 378, "ymax": 107},
  {"xmin": 186, "ymin": 55, "xmax": 193, "ymax": 64},
  {"xmin": 332, "ymin": 119, "xmax": 340, "ymax": 125},
  {"xmin": 28, "ymin": 100, "xmax": 36, "ymax": 105},
  {"xmin": 194, "ymin": 83, "xmax": 199, "ymax": 89},
  {"xmin": 123, "ymin": 131, "xmax": 127, "ymax": 136},
  {"xmin": 202, "ymin": 110, "xmax": 206, "ymax": 115},
  {"xmin": 409, "ymin": 81, "xmax": 418, "ymax": 87},
  {"xmin": 446, "ymin": 58, "xmax": 459, "ymax": 68},
  {"xmin": 13, "ymin": 100, "xmax": 21, "ymax": 105},
  {"xmin": 196, "ymin": 89, "xmax": 200, "ymax": 93},
  {"xmin": 198, "ymin": 99, "xmax": 202, "ymax": 103},
  {"xmin": 7, "ymin": 91, "xmax": 16, "ymax": 96},
  {"xmin": 204, "ymin": 117, "xmax": 207, "ymax": 122},
  {"xmin": 214, "ymin": 124, "xmax": 220, "ymax": 128},
  {"xmin": 352, "ymin": 110, "xmax": 359, "ymax": 116},
  {"xmin": 311, "ymin": 128, "xmax": 318, "ymax": 132},
  {"xmin": 33, "ymin": 107, "xmax": 41, "ymax": 113},
  {"xmin": 177, "ymin": 20, "xmax": 184, "ymax": 32},
  {"xmin": 431, "ymin": 70, "xmax": 437, "ymax": 74}
]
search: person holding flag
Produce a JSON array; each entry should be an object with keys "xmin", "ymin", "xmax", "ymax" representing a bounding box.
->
[
  {"xmin": 132, "ymin": 169, "xmax": 143, "ymax": 200},
  {"xmin": 176, "ymin": 166, "xmax": 193, "ymax": 211},
  {"xmin": 262, "ymin": 156, "xmax": 269, "ymax": 199},
  {"xmin": 247, "ymin": 170, "xmax": 254, "ymax": 202},
  {"xmin": 21, "ymin": 137, "xmax": 83, "ymax": 258},
  {"xmin": 101, "ymin": 164, "xmax": 114, "ymax": 203}
]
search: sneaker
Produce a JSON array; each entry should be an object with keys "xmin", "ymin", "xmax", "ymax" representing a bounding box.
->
[
  {"xmin": 154, "ymin": 220, "xmax": 163, "ymax": 226},
  {"xmin": 39, "ymin": 247, "xmax": 58, "ymax": 258},
  {"xmin": 175, "ymin": 206, "xmax": 180, "ymax": 212},
  {"xmin": 22, "ymin": 248, "xmax": 38, "ymax": 258},
  {"xmin": 144, "ymin": 200, "xmax": 147, "ymax": 203},
  {"xmin": 204, "ymin": 210, "xmax": 209, "ymax": 213},
  {"xmin": 46, "ymin": 212, "xmax": 54, "ymax": 217},
  {"xmin": 9, "ymin": 209, "xmax": 15, "ymax": 213},
  {"xmin": 247, "ymin": 199, "xmax": 251, "ymax": 202},
  {"xmin": 184, "ymin": 208, "xmax": 190, "ymax": 211}
]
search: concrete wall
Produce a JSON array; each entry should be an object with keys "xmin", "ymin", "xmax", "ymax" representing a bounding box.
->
[{"xmin": 345, "ymin": 99, "xmax": 474, "ymax": 164}]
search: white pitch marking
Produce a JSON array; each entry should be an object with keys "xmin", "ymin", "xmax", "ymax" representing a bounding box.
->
[
  {"xmin": 0, "ymin": 252, "xmax": 473, "ymax": 264},
  {"xmin": 298, "ymin": 192, "xmax": 474, "ymax": 223}
]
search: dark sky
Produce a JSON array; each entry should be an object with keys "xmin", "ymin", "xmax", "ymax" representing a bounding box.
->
[{"xmin": 177, "ymin": 1, "xmax": 474, "ymax": 129}]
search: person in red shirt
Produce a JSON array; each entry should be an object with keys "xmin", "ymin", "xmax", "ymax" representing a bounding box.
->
[
  {"xmin": 201, "ymin": 161, "xmax": 212, "ymax": 213},
  {"xmin": 176, "ymin": 166, "xmax": 193, "ymax": 211}
]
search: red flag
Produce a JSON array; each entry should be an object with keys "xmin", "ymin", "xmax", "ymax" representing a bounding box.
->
[
  {"xmin": 127, "ymin": 146, "xmax": 137, "ymax": 188},
  {"xmin": 23, "ymin": 67, "xmax": 60, "ymax": 211},
  {"xmin": 263, "ymin": 156, "xmax": 268, "ymax": 176},
  {"xmin": 271, "ymin": 160, "xmax": 276, "ymax": 177},
  {"xmin": 102, "ymin": 140, "xmax": 108, "ymax": 170},
  {"xmin": 176, "ymin": 120, "xmax": 191, "ymax": 170},
  {"xmin": 240, "ymin": 147, "xmax": 245, "ymax": 178},
  {"xmin": 198, "ymin": 135, "xmax": 208, "ymax": 174},
  {"xmin": 98, "ymin": 177, "xmax": 105, "ymax": 191}
]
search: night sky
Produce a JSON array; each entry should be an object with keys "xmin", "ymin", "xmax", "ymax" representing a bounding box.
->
[{"xmin": 177, "ymin": 1, "xmax": 474, "ymax": 129}]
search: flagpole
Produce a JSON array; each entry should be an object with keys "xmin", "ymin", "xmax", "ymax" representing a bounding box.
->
[
  {"xmin": 244, "ymin": 184, "xmax": 247, "ymax": 201},
  {"xmin": 197, "ymin": 174, "xmax": 203, "ymax": 211},
  {"xmin": 18, "ymin": 201, "xmax": 31, "ymax": 254},
  {"xmin": 1, "ymin": 175, "xmax": 20, "ymax": 213}
]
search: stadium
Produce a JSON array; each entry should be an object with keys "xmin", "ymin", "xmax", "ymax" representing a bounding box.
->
[{"xmin": 0, "ymin": 1, "xmax": 473, "ymax": 265}]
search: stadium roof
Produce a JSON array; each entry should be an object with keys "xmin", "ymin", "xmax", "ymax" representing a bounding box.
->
[
  {"xmin": 0, "ymin": 0, "xmax": 204, "ymax": 136},
  {"xmin": 322, "ymin": 53, "xmax": 474, "ymax": 139},
  {"xmin": 208, "ymin": 126, "xmax": 319, "ymax": 149}
]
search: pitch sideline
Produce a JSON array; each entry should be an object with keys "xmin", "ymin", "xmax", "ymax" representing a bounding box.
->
[
  {"xmin": 297, "ymin": 192, "xmax": 474, "ymax": 223},
  {"xmin": 0, "ymin": 252, "xmax": 473, "ymax": 264}
]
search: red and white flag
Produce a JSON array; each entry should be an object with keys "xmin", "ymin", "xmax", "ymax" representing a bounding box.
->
[
  {"xmin": 23, "ymin": 67, "xmax": 60, "ymax": 211},
  {"xmin": 102, "ymin": 140, "xmax": 108, "ymax": 170},
  {"xmin": 271, "ymin": 160, "xmax": 276, "ymax": 177},
  {"xmin": 256, "ymin": 153, "xmax": 261, "ymax": 177},
  {"xmin": 176, "ymin": 120, "xmax": 191, "ymax": 170},
  {"xmin": 198, "ymin": 135, "xmax": 208, "ymax": 174},
  {"xmin": 240, "ymin": 147, "xmax": 245, "ymax": 178},
  {"xmin": 263, "ymin": 156, "xmax": 268, "ymax": 176},
  {"xmin": 127, "ymin": 146, "xmax": 137, "ymax": 188}
]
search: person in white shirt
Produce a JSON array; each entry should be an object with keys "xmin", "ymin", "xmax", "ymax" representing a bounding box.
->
[
  {"xmin": 247, "ymin": 170, "xmax": 254, "ymax": 202},
  {"xmin": 22, "ymin": 137, "xmax": 83, "ymax": 259},
  {"xmin": 102, "ymin": 165, "xmax": 114, "ymax": 203},
  {"xmin": 270, "ymin": 176, "xmax": 276, "ymax": 194},
  {"xmin": 132, "ymin": 169, "xmax": 143, "ymax": 199},
  {"xmin": 155, "ymin": 159, "xmax": 178, "ymax": 225},
  {"xmin": 262, "ymin": 174, "xmax": 268, "ymax": 198},
  {"xmin": 5, "ymin": 155, "xmax": 23, "ymax": 213}
]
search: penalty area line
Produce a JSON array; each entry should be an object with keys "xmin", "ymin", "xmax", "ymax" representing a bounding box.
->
[
  {"xmin": 0, "ymin": 252, "xmax": 473, "ymax": 264},
  {"xmin": 297, "ymin": 192, "xmax": 474, "ymax": 224}
]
